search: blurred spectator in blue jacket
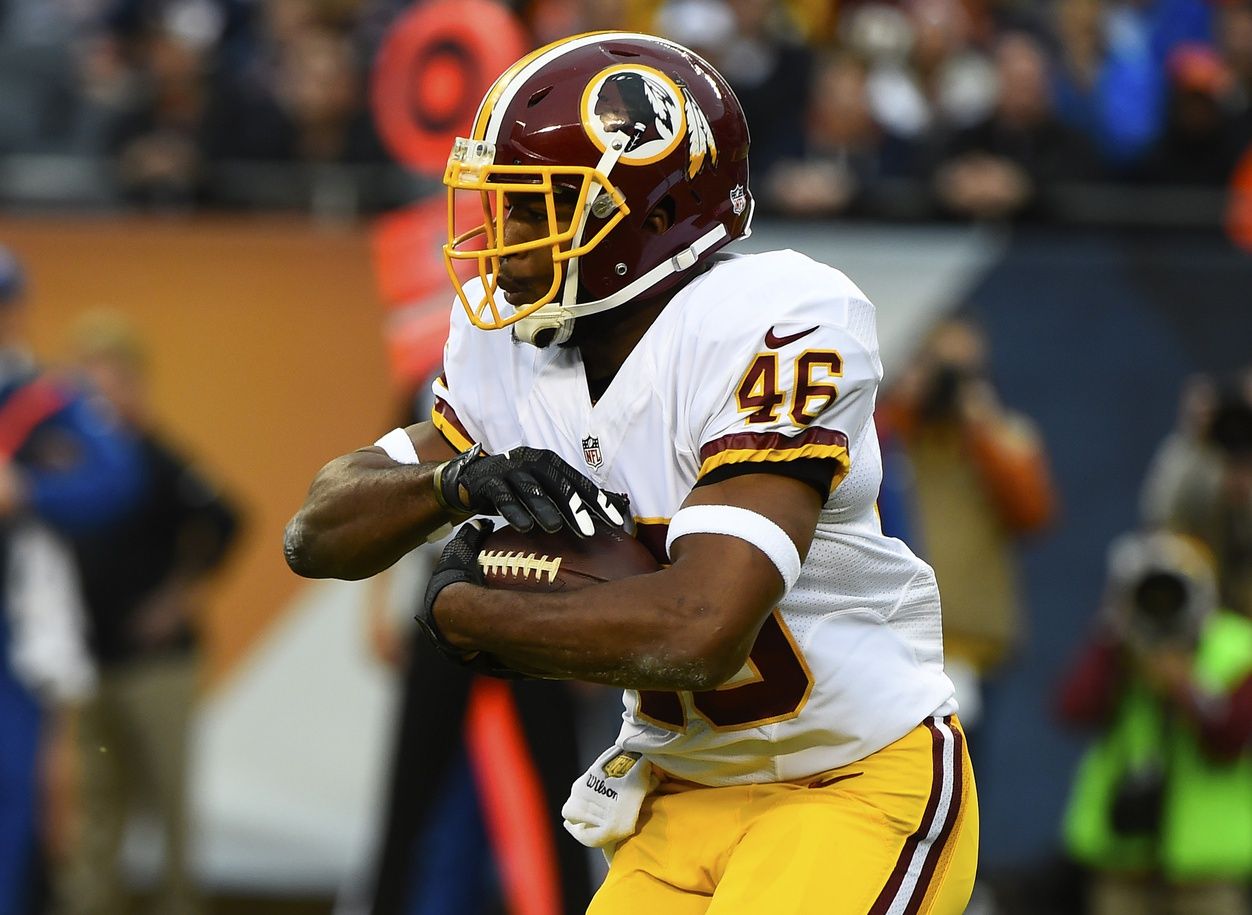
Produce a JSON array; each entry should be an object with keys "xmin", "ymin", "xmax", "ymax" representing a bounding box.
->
[
  {"xmin": 1052, "ymin": 0, "xmax": 1215, "ymax": 169},
  {"xmin": 0, "ymin": 245, "xmax": 141, "ymax": 915}
]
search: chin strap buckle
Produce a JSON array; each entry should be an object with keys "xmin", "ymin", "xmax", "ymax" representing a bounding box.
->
[
  {"xmin": 670, "ymin": 245, "xmax": 699, "ymax": 272},
  {"xmin": 512, "ymin": 306, "xmax": 574, "ymax": 347}
]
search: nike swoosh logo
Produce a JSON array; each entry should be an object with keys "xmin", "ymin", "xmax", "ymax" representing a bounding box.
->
[
  {"xmin": 807, "ymin": 771, "xmax": 863, "ymax": 789},
  {"xmin": 764, "ymin": 325, "xmax": 819, "ymax": 349}
]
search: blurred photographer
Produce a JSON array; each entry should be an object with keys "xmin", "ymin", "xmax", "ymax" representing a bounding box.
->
[
  {"xmin": 1059, "ymin": 530, "xmax": 1252, "ymax": 915},
  {"xmin": 878, "ymin": 318, "xmax": 1055, "ymax": 737},
  {"xmin": 1143, "ymin": 371, "xmax": 1252, "ymax": 620}
]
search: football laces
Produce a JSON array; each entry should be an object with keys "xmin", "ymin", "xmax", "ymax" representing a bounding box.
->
[{"xmin": 478, "ymin": 549, "xmax": 563, "ymax": 583}]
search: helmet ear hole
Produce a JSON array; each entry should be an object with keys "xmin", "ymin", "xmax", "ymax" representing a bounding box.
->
[{"xmin": 648, "ymin": 195, "xmax": 676, "ymax": 234}]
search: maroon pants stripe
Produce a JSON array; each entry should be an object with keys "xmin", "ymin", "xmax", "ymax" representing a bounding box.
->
[{"xmin": 868, "ymin": 716, "xmax": 962, "ymax": 915}]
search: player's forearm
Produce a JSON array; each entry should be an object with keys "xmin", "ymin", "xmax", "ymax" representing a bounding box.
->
[
  {"xmin": 435, "ymin": 571, "xmax": 757, "ymax": 690},
  {"xmin": 284, "ymin": 451, "xmax": 454, "ymax": 580}
]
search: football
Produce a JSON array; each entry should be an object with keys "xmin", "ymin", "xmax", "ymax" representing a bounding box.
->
[{"xmin": 477, "ymin": 523, "xmax": 660, "ymax": 592}]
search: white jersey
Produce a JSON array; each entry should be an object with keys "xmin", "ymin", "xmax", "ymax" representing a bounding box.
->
[{"xmin": 432, "ymin": 250, "xmax": 956, "ymax": 786}]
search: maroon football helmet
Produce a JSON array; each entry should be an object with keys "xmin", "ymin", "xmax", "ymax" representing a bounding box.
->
[{"xmin": 442, "ymin": 31, "xmax": 753, "ymax": 345}]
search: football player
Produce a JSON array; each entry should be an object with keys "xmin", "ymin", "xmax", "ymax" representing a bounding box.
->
[{"xmin": 286, "ymin": 32, "xmax": 977, "ymax": 913}]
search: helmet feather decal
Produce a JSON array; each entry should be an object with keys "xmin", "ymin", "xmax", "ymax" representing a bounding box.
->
[
  {"xmin": 682, "ymin": 85, "xmax": 717, "ymax": 179},
  {"xmin": 640, "ymin": 77, "xmax": 676, "ymax": 140}
]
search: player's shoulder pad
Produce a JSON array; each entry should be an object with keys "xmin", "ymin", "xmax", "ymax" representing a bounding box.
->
[{"xmin": 677, "ymin": 250, "xmax": 875, "ymax": 349}]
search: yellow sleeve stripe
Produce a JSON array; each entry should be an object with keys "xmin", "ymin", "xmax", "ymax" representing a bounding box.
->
[
  {"xmin": 430, "ymin": 399, "xmax": 474, "ymax": 452},
  {"xmin": 697, "ymin": 427, "xmax": 850, "ymax": 476},
  {"xmin": 698, "ymin": 441, "xmax": 850, "ymax": 477}
]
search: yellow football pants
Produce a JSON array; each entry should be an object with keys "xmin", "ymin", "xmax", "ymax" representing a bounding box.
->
[{"xmin": 587, "ymin": 716, "xmax": 978, "ymax": 915}]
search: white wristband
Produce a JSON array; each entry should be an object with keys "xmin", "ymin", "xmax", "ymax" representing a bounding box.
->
[
  {"xmin": 665, "ymin": 505, "xmax": 802, "ymax": 592},
  {"xmin": 374, "ymin": 428, "xmax": 420, "ymax": 465}
]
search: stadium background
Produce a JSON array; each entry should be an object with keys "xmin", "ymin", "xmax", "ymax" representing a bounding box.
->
[{"xmin": 2, "ymin": 0, "xmax": 1251, "ymax": 911}]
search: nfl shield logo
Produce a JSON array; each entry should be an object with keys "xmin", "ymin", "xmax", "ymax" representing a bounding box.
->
[
  {"xmin": 582, "ymin": 435, "xmax": 603, "ymax": 470},
  {"xmin": 730, "ymin": 184, "xmax": 747, "ymax": 215}
]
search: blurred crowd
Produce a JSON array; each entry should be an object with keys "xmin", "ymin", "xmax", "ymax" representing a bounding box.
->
[
  {"xmin": 2, "ymin": 0, "xmax": 1250, "ymax": 218},
  {"xmin": 0, "ymin": 0, "xmax": 402, "ymax": 209},
  {"xmin": 1054, "ymin": 371, "xmax": 1252, "ymax": 915},
  {"xmin": 0, "ymin": 245, "xmax": 241, "ymax": 915}
]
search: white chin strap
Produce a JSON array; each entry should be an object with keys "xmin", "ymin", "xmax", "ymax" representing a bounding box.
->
[
  {"xmin": 511, "ymin": 224, "xmax": 727, "ymax": 346},
  {"xmin": 511, "ymin": 141, "xmax": 729, "ymax": 347}
]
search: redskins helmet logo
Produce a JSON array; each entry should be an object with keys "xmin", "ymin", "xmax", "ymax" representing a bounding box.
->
[{"xmin": 581, "ymin": 64, "xmax": 717, "ymax": 180}]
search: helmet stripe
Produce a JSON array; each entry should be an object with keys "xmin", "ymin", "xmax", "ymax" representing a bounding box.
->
[
  {"xmin": 471, "ymin": 32, "xmax": 607, "ymax": 141},
  {"xmin": 477, "ymin": 32, "xmax": 688, "ymax": 146}
]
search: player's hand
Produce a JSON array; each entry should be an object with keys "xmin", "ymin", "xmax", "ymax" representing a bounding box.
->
[
  {"xmin": 417, "ymin": 519, "xmax": 533, "ymax": 680},
  {"xmin": 417, "ymin": 519, "xmax": 492, "ymax": 660},
  {"xmin": 434, "ymin": 444, "xmax": 626, "ymax": 537}
]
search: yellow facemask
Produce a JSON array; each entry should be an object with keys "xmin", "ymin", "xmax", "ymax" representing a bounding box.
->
[{"xmin": 442, "ymin": 137, "xmax": 630, "ymax": 331}]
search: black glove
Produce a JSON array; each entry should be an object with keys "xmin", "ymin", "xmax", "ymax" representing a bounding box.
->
[
  {"xmin": 417, "ymin": 519, "xmax": 492, "ymax": 662},
  {"xmin": 434, "ymin": 444, "xmax": 626, "ymax": 537},
  {"xmin": 417, "ymin": 519, "xmax": 527, "ymax": 679}
]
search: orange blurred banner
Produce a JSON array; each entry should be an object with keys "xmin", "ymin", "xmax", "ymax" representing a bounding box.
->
[
  {"xmin": 372, "ymin": 191, "xmax": 486, "ymax": 389},
  {"xmin": 371, "ymin": 0, "xmax": 528, "ymax": 174},
  {"xmin": 371, "ymin": 0, "xmax": 528, "ymax": 390}
]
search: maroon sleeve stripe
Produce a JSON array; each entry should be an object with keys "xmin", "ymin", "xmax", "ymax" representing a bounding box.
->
[{"xmin": 698, "ymin": 427, "xmax": 849, "ymax": 464}]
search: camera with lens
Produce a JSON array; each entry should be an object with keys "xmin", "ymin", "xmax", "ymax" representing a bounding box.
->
[
  {"xmin": 1102, "ymin": 531, "xmax": 1219, "ymax": 836},
  {"xmin": 919, "ymin": 362, "xmax": 981, "ymax": 421},
  {"xmin": 1125, "ymin": 569, "xmax": 1195, "ymax": 648},
  {"xmin": 1107, "ymin": 531, "xmax": 1216, "ymax": 651},
  {"xmin": 1104, "ymin": 565, "xmax": 1191, "ymax": 838},
  {"xmin": 1207, "ymin": 386, "xmax": 1252, "ymax": 461}
]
